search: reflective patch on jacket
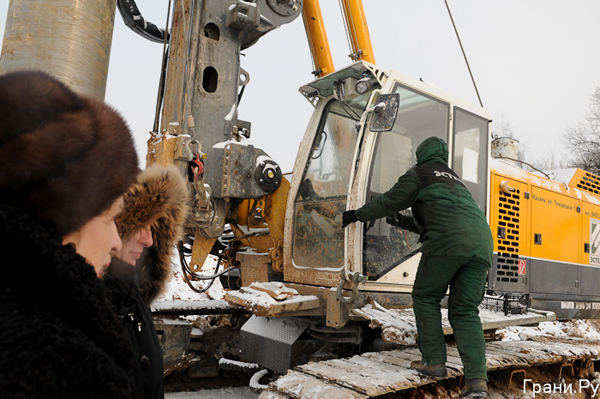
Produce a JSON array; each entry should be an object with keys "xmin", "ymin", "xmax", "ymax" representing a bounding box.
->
[{"xmin": 414, "ymin": 163, "xmax": 466, "ymax": 189}]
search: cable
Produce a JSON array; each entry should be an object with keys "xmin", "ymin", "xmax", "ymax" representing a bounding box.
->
[
  {"xmin": 444, "ymin": 0, "xmax": 484, "ymax": 108},
  {"xmin": 338, "ymin": 0, "xmax": 360, "ymax": 61},
  {"xmin": 494, "ymin": 156, "xmax": 551, "ymax": 179},
  {"xmin": 117, "ymin": 0, "xmax": 169, "ymax": 43},
  {"xmin": 178, "ymin": 241, "xmax": 238, "ymax": 294},
  {"xmin": 334, "ymin": 82, "xmax": 361, "ymax": 120},
  {"xmin": 179, "ymin": 0, "xmax": 197, "ymax": 121},
  {"xmin": 153, "ymin": 0, "xmax": 173, "ymax": 133},
  {"xmin": 311, "ymin": 131, "xmax": 328, "ymax": 160}
]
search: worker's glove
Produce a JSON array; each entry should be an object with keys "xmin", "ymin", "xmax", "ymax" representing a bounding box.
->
[
  {"xmin": 386, "ymin": 213, "xmax": 402, "ymax": 227},
  {"xmin": 342, "ymin": 210, "xmax": 358, "ymax": 228}
]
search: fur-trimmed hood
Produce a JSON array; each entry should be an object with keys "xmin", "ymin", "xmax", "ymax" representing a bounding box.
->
[{"xmin": 114, "ymin": 164, "xmax": 189, "ymax": 304}]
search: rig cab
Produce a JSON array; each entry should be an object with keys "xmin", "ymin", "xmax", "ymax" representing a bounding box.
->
[{"xmin": 284, "ymin": 60, "xmax": 491, "ymax": 301}]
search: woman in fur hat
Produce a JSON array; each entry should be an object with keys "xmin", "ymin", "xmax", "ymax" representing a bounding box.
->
[
  {"xmin": 0, "ymin": 71, "xmax": 140, "ymax": 398},
  {"xmin": 103, "ymin": 164, "xmax": 189, "ymax": 399}
]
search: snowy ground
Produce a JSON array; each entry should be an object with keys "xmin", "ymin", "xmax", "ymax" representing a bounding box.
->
[
  {"xmin": 496, "ymin": 318, "xmax": 600, "ymax": 342},
  {"xmin": 156, "ymin": 255, "xmax": 225, "ymax": 302}
]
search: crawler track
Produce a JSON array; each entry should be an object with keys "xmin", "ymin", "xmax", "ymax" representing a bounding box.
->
[{"xmin": 259, "ymin": 338, "xmax": 600, "ymax": 398}]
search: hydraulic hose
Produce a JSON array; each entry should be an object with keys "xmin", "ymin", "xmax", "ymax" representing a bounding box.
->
[{"xmin": 117, "ymin": 0, "xmax": 169, "ymax": 43}]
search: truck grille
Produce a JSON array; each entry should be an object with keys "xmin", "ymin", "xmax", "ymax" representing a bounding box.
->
[{"xmin": 576, "ymin": 172, "xmax": 600, "ymax": 195}]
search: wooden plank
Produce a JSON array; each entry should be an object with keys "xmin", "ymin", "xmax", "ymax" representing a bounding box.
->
[
  {"xmin": 484, "ymin": 345, "xmax": 530, "ymax": 371},
  {"xmin": 248, "ymin": 282, "xmax": 298, "ymax": 301},
  {"xmin": 296, "ymin": 358, "xmax": 404, "ymax": 397},
  {"xmin": 537, "ymin": 341, "xmax": 600, "ymax": 359},
  {"xmin": 344, "ymin": 356, "xmax": 424, "ymax": 390},
  {"xmin": 224, "ymin": 288, "xmax": 320, "ymax": 317},
  {"xmin": 401, "ymin": 346, "xmax": 464, "ymax": 371},
  {"xmin": 351, "ymin": 306, "xmax": 418, "ymax": 346},
  {"xmin": 370, "ymin": 350, "xmax": 463, "ymax": 381},
  {"xmin": 361, "ymin": 350, "xmax": 413, "ymax": 369},
  {"xmin": 266, "ymin": 370, "xmax": 367, "ymax": 399},
  {"xmin": 487, "ymin": 341, "xmax": 563, "ymax": 366}
]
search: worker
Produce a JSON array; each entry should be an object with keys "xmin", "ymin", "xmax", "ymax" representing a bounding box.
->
[
  {"xmin": 0, "ymin": 71, "xmax": 139, "ymax": 397},
  {"xmin": 103, "ymin": 164, "xmax": 189, "ymax": 399},
  {"xmin": 342, "ymin": 136, "xmax": 493, "ymax": 399}
]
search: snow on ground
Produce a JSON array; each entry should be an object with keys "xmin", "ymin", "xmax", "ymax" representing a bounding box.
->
[
  {"xmin": 496, "ymin": 319, "xmax": 600, "ymax": 342},
  {"xmin": 156, "ymin": 254, "xmax": 227, "ymax": 302}
]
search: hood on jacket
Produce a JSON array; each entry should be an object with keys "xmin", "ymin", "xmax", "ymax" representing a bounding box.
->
[
  {"xmin": 114, "ymin": 164, "xmax": 189, "ymax": 304},
  {"xmin": 416, "ymin": 136, "xmax": 449, "ymax": 166}
]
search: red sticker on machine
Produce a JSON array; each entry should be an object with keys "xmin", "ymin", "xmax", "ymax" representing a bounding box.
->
[{"xmin": 518, "ymin": 260, "xmax": 526, "ymax": 275}]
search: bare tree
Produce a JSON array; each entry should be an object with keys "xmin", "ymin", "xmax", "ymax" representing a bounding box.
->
[
  {"xmin": 563, "ymin": 87, "xmax": 600, "ymax": 175},
  {"xmin": 531, "ymin": 150, "xmax": 568, "ymax": 171}
]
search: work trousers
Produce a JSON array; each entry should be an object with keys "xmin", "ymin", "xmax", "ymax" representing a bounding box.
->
[{"xmin": 412, "ymin": 255, "xmax": 489, "ymax": 380}]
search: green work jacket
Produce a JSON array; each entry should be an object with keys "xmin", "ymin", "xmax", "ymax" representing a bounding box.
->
[{"xmin": 355, "ymin": 137, "xmax": 493, "ymax": 266}]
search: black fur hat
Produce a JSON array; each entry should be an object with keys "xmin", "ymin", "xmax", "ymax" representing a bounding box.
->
[{"xmin": 0, "ymin": 70, "xmax": 139, "ymax": 235}]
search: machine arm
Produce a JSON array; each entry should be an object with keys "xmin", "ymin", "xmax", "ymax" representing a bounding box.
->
[
  {"xmin": 340, "ymin": 0, "xmax": 375, "ymax": 63},
  {"xmin": 302, "ymin": 0, "xmax": 335, "ymax": 78},
  {"xmin": 148, "ymin": 0, "xmax": 302, "ymax": 273}
]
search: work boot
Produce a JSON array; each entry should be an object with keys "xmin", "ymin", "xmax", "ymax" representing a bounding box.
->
[
  {"xmin": 409, "ymin": 360, "xmax": 448, "ymax": 377},
  {"xmin": 460, "ymin": 378, "xmax": 488, "ymax": 398}
]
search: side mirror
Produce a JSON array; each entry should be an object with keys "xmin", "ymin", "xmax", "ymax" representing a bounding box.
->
[{"xmin": 370, "ymin": 93, "xmax": 399, "ymax": 132}]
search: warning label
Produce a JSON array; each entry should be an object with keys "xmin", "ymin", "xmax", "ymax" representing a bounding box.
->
[
  {"xmin": 590, "ymin": 219, "xmax": 600, "ymax": 266},
  {"xmin": 518, "ymin": 260, "xmax": 526, "ymax": 275}
]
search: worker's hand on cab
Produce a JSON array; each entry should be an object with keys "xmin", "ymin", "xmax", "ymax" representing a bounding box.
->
[
  {"xmin": 342, "ymin": 210, "xmax": 358, "ymax": 228},
  {"xmin": 386, "ymin": 213, "xmax": 402, "ymax": 227}
]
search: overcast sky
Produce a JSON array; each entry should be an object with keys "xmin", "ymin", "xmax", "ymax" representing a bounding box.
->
[{"xmin": 1, "ymin": 1, "xmax": 599, "ymax": 172}]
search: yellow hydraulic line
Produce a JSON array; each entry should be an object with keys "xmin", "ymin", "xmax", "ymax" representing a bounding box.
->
[
  {"xmin": 302, "ymin": 0, "xmax": 335, "ymax": 78},
  {"xmin": 339, "ymin": 0, "xmax": 376, "ymax": 64}
]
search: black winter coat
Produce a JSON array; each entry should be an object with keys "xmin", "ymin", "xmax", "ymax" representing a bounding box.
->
[
  {"xmin": 0, "ymin": 204, "xmax": 138, "ymax": 398},
  {"xmin": 102, "ymin": 164, "xmax": 188, "ymax": 399},
  {"xmin": 104, "ymin": 258, "xmax": 165, "ymax": 399}
]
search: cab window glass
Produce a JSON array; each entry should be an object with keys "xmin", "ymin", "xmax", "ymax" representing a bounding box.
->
[
  {"xmin": 292, "ymin": 95, "xmax": 367, "ymax": 269},
  {"xmin": 452, "ymin": 107, "xmax": 489, "ymax": 211},
  {"xmin": 363, "ymin": 83, "xmax": 449, "ymax": 279}
]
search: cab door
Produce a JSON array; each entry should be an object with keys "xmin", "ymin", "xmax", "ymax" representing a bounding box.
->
[
  {"xmin": 348, "ymin": 82, "xmax": 450, "ymax": 284},
  {"xmin": 285, "ymin": 93, "xmax": 369, "ymax": 287}
]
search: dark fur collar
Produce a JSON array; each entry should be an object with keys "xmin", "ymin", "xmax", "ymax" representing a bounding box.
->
[{"xmin": 0, "ymin": 203, "xmax": 133, "ymax": 370}]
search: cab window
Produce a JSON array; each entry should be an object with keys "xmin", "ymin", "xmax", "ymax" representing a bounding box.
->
[
  {"xmin": 452, "ymin": 107, "xmax": 489, "ymax": 212},
  {"xmin": 363, "ymin": 83, "xmax": 449, "ymax": 279},
  {"xmin": 292, "ymin": 95, "xmax": 367, "ymax": 269}
]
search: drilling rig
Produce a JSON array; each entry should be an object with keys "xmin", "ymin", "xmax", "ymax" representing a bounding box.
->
[{"xmin": 3, "ymin": 1, "xmax": 600, "ymax": 397}]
